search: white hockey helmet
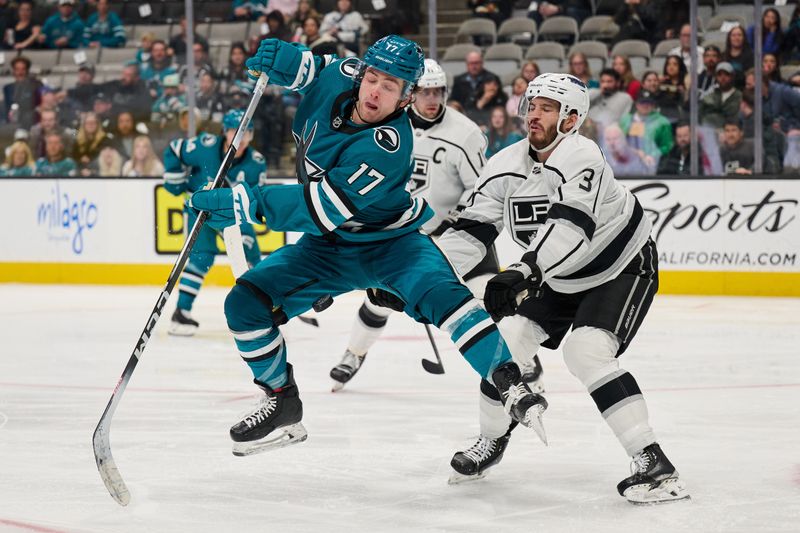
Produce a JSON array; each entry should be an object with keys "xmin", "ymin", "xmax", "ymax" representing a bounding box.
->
[
  {"xmin": 417, "ymin": 59, "xmax": 448, "ymax": 89},
  {"xmin": 519, "ymin": 73, "xmax": 590, "ymax": 153}
]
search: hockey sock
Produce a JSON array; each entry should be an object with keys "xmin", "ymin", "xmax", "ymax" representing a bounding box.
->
[
  {"xmin": 177, "ymin": 256, "xmax": 212, "ymax": 311},
  {"xmin": 479, "ymin": 379, "xmax": 514, "ymax": 439},
  {"xmin": 440, "ymin": 297, "xmax": 512, "ymax": 378},
  {"xmin": 347, "ymin": 298, "xmax": 392, "ymax": 356}
]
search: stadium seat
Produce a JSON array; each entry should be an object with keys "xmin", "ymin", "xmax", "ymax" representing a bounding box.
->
[
  {"xmin": 715, "ymin": 5, "xmax": 754, "ymax": 28},
  {"xmin": 57, "ymin": 48, "xmax": 100, "ymax": 67},
  {"xmin": 501, "ymin": 70, "xmax": 519, "ymax": 87},
  {"xmin": 569, "ymin": 41, "xmax": 609, "ymax": 74},
  {"xmin": 208, "ymin": 22, "xmax": 250, "ymax": 43},
  {"xmin": 132, "ymin": 24, "xmax": 172, "ymax": 45},
  {"xmin": 121, "ymin": 1, "xmax": 165, "ymax": 25},
  {"xmin": 454, "ymin": 18, "xmax": 497, "ymax": 46},
  {"xmin": 483, "ymin": 43, "xmax": 524, "ymax": 78},
  {"xmin": 579, "ymin": 15, "xmax": 618, "ymax": 43},
  {"xmin": 653, "ymin": 39, "xmax": 680, "ymax": 58},
  {"xmin": 497, "ymin": 17, "xmax": 537, "ymax": 46},
  {"xmin": 781, "ymin": 65, "xmax": 800, "ymax": 81},
  {"xmin": 537, "ymin": 16, "xmax": 579, "ymax": 45},
  {"xmin": 440, "ymin": 43, "xmax": 482, "ymax": 77},
  {"xmin": 705, "ymin": 13, "xmax": 747, "ymax": 33},
  {"xmin": 20, "ymin": 49, "xmax": 61, "ymax": 73},
  {"xmin": 60, "ymin": 72, "xmax": 80, "ymax": 91},
  {"xmin": 525, "ymin": 41, "xmax": 565, "ymax": 72},
  {"xmin": 701, "ymin": 32, "xmax": 727, "ymax": 48},
  {"xmin": 610, "ymin": 39, "xmax": 651, "ymax": 74},
  {"xmin": 99, "ymin": 47, "xmax": 138, "ymax": 65}
]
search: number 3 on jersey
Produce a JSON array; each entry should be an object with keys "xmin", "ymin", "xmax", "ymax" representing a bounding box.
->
[
  {"xmin": 578, "ymin": 168, "xmax": 595, "ymax": 192},
  {"xmin": 348, "ymin": 163, "xmax": 385, "ymax": 195}
]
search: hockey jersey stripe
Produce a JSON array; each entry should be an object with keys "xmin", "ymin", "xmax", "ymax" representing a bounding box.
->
[
  {"xmin": 553, "ymin": 199, "xmax": 643, "ymax": 281},
  {"xmin": 547, "ymin": 203, "xmax": 596, "ymax": 241},
  {"xmin": 544, "ymin": 240, "xmax": 584, "ymax": 274},
  {"xmin": 321, "ymin": 176, "xmax": 355, "ymax": 220},
  {"xmin": 303, "ymin": 181, "xmax": 335, "ymax": 234},
  {"xmin": 449, "ymin": 217, "xmax": 500, "ymax": 249},
  {"xmin": 239, "ymin": 333, "xmax": 284, "ymax": 360},
  {"xmin": 427, "ymin": 135, "xmax": 481, "ymax": 178},
  {"xmin": 589, "ymin": 371, "xmax": 642, "ymax": 415},
  {"xmin": 458, "ymin": 322, "xmax": 496, "ymax": 353},
  {"xmin": 230, "ymin": 327, "xmax": 274, "ymax": 342},
  {"xmin": 439, "ymin": 295, "xmax": 478, "ymax": 330},
  {"xmin": 476, "ymin": 172, "xmax": 527, "ymax": 193}
]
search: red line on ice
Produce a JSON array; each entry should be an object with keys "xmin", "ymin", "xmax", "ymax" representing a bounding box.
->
[{"xmin": 0, "ymin": 518, "xmax": 71, "ymax": 533}]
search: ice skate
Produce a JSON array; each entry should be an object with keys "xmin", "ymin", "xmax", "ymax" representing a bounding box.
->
[
  {"xmin": 520, "ymin": 354, "xmax": 545, "ymax": 393},
  {"xmin": 492, "ymin": 362, "xmax": 548, "ymax": 445},
  {"xmin": 617, "ymin": 443, "xmax": 690, "ymax": 504},
  {"xmin": 230, "ymin": 364, "xmax": 307, "ymax": 456},
  {"xmin": 330, "ymin": 350, "xmax": 366, "ymax": 392},
  {"xmin": 168, "ymin": 308, "xmax": 198, "ymax": 336},
  {"xmin": 448, "ymin": 432, "xmax": 511, "ymax": 485}
]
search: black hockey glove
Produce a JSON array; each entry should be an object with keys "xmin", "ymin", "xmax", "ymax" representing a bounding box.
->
[
  {"xmin": 484, "ymin": 252, "xmax": 542, "ymax": 320},
  {"xmin": 367, "ymin": 288, "xmax": 406, "ymax": 312}
]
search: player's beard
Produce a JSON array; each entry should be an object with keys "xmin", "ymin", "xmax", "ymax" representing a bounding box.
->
[{"xmin": 528, "ymin": 122, "xmax": 558, "ymax": 151}]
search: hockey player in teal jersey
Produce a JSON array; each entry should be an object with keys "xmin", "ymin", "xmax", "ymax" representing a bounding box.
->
[
  {"xmin": 190, "ymin": 35, "xmax": 548, "ymax": 458},
  {"xmin": 163, "ymin": 109, "xmax": 267, "ymax": 335}
]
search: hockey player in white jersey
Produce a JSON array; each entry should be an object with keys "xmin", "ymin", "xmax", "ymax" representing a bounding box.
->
[
  {"xmin": 436, "ymin": 74, "xmax": 689, "ymax": 504},
  {"xmin": 330, "ymin": 59, "xmax": 544, "ymax": 391}
]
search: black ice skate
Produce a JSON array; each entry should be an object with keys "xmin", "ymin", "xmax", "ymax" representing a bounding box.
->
[
  {"xmin": 448, "ymin": 429, "xmax": 513, "ymax": 485},
  {"xmin": 329, "ymin": 349, "xmax": 366, "ymax": 392},
  {"xmin": 230, "ymin": 364, "xmax": 307, "ymax": 456},
  {"xmin": 520, "ymin": 354, "xmax": 545, "ymax": 393},
  {"xmin": 168, "ymin": 308, "xmax": 199, "ymax": 336},
  {"xmin": 492, "ymin": 362, "xmax": 548, "ymax": 444},
  {"xmin": 617, "ymin": 443, "xmax": 690, "ymax": 504}
]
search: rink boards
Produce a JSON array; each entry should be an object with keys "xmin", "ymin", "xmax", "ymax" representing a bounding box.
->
[{"xmin": 0, "ymin": 176, "xmax": 798, "ymax": 296}]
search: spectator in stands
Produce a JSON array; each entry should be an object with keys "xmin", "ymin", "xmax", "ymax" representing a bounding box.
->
[
  {"xmin": 104, "ymin": 64, "xmax": 153, "ymax": 123},
  {"xmin": 168, "ymin": 17, "xmax": 209, "ymax": 64},
  {"xmin": 37, "ymin": 86, "xmax": 77, "ymax": 130},
  {"xmin": 87, "ymin": 145, "xmax": 124, "ymax": 176},
  {"xmin": 762, "ymin": 53, "xmax": 782, "ymax": 83},
  {"xmin": 233, "ymin": 0, "xmax": 268, "ymax": 21},
  {"xmin": 84, "ymin": 0, "xmax": 125, "ymax": 48},
  {"xmin": 620, "ymin": 89, "xmax": 674, "ymax": 163},
  {"xmin": 528, "ymin": 0, "xmax": 592, "ymax": 27},
  {"xmin": 781, "ymin": 4, "xmax": 800, "ymax": 65},
  {"xmin": 320, "ymin": 0, "xmax": 368, "ymax": 54},
  {"xmin": 0, "ymin": 0, "xmax": 13, "ymax": 46},
  {"xmin": 111, "ymin": 111, "xmax": 137, "ymax": 159},
  {"xmin": 602, "ymin": 122, "xmax": 651, "ymax": 175},
  {"xmin": 447, "ymin": 99, "xmax": 466, "ymax": 113},
  {"xmin": 485, "ymin": 105, "xmax": 523, "ymax": 158},
  {"xmin": 290, "ymin": 0, "xmax": 321, "ymax": 35},
  {"xmin": 92, "ymin": 92, "xmax": 114, "ymax": 129},
  {"xmin": 719, "ymin": 118, "xmax": 753, "ymax": 175},
  {"xmin": 745, "ymin": 68, "xmax": 800, "ymax": 135},
  {"xmin": 469, "ymin": 0, "xmax": 512, "ymax": 28},
  {"xmin": 568, "ymin": 52, "xmax": 598, "ymax": 89},
  {"xmin": 122, "ymin": 135, "xmax": 164, "ymax": 177},
  {"xmin": 612, "ymin": 55, "xmax": 641, "ymax": 100},
  {"xmin": 223, "ymin": 79, "xmax": 254, "ymax": 111},
  {"xmin": 588, "ymin": 68, "xmax": 633, "ymax": 128},
  {"xmin": 657, "ymin": 121, "xmax": 697, "ymax": 175},
  {"xmin": 141, "ymin": 40, "xmax": 178, "ymax": 98},
  {"xmin": 29, "ymin": 109, "xmax": 71, "ymax": 158},
  {"xmin": 640, "ymin": 70, "xmax": 659, "ymax": 93},
  {"xmin": 0, "ymin": 140, "xmax": 35, "ymax": 176},
  {"xmin": 151, "ymin": 73, "xmax": 186, "ymax": 129},
  {"xmin": 219, "ymin": 43, "xmax": 250, "ymax": 92},
  {"xmin": 520, "ymin": 60, "xmax": 540, "ymax": 83},
  {"xmin": 657, "ymin": 54, "xmax": 688, "ymax": 124},
  {"xmin": 196, "ymin": 72, "xmax": 224, "ymax": 126},
  {"xmin": 653, "ymin": 0, "xmax": 689, "ymax": 40},
  {"xmin": 747, "ymin": 8, "xmax": 784, "ymax": 56},
  {"xmin": 35, "ymin": 132, "xmax": 77, "ymax": 176},
  {"xmin": 3, "ymin": 56, "xmax": 40, "ymax": 128},
  {"xmin": 73, "ymin": 111, "xmax": 111, "ymax": 172},
  {"xmin": 136, "ymin": 31, "xmax": 155, "ymax": 66},
  {"xmin": 64, "ymin": 63, "xmax": 100, "ymax": 113},
  {"xmin": 249, "ymin": 10, "xmax": 294, "ymax": 52},
  {"xmin": 738, "ymin": 88, "xmax": 783, "ymax": 175},
  {"xmin": 298, "ymin": 16, "xmax": 339, "ymax": 56},
  {"xmin": 254, "ymin": 85, "xmax": 284, "ymax": 168},
  {"xmin": 612, "ymin": 0, "xmax": 658, "ymax": 45},
  {"xmin": 39, "ymin": 0, "xmax": 84, "ymax": 49},
  {"xmin": 505, "ymin": 76, "xmax": 528, "ymax": 121},
  {"xmin": 723, "ymin": 25, "xmax": 753, "ymax": 88},
  {"xmin": 668, "ymin": 23, "xmax": 703, "ymax": 74},
  {"xmin": 179, "ymin": 41, "xmax": 216, "ymax": 85},
  {"xmin": 474, "ymin": 77, "xmax": 507, "ymax": 120},
  {"xmin": 5, "ymin": 1, "xmax": 40, "ymax": 51},
  {"xmin": 265, "ymin": 0, "xmax": 302, "ymax": 20},
  {"xmin": 450, "ymin": 51, "xmax": 501, "ymax": 111},
  {"xmin": 697, "ymin": 45, "xmax": 721, "ymax": 98},
  {"xmin": 699, "ymin": 61, "xmax": 741, "ymax": 130}
]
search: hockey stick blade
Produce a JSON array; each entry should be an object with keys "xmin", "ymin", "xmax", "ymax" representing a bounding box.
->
[
  {"xmin": 421, "ymin": 357, "xmax": 445, "ymax": 374},
  {"xmin": 297, "ymin": 315, "xmax": 319, "ymax": 327},
  {"xmin": 93, "ymin": 415, "xmax": 130, "ymax": 506}
]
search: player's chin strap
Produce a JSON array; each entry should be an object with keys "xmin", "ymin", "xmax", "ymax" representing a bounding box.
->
[{"xmin": 530, "ymin": 118, "xmax": 577, "ymax": 154}]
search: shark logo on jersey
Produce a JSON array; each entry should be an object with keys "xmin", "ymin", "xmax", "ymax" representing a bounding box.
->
[
  {"xmin": 339, "ymin": 57, "xmax": 360, "ymax": 78},
  {"xmin": 509, "ymin": 195, "xmax": 550, "ymax": 246},
  {"xmin": 374, "ymin": 126, "xmax": 400, "ymax": 153},
  {"xmin": 293, "ymin": 122, "xmax": 325, "ymax": 184},
  {"xmin": 409, "ymin": 156, "xmax": 430, "ymax": 195}
]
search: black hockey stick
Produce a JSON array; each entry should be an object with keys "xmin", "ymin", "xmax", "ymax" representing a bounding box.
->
[
  {"xmin": 92, "ymin": 73, "xmax": 270, "ymax": 506},
  {"xmin": 421, "ymin": 324, "xmax": 445, "ymax": 374}
]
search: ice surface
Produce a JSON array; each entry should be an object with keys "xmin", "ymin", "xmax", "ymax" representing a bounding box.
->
[{"xmin": 1, "ymin": 285, "xmax": 799, "ymax": 532}]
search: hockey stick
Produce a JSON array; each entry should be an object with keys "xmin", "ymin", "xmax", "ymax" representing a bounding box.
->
[
  {"xmin": 92, "ymin": 73, "xmax": 270, "ymax": 507},
  {"xmin": 420, "ymin": 324, "xmax": 445, "ymax": 374}
]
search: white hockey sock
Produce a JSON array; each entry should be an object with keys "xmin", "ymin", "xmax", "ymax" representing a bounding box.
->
[
  {"xmin": 563, "ymin": 327, "xmax": 657, "ymax": 457},
  {"xmin": 478, "ymin": 379, "xmax": 513, "ymax": 439},
  {"xmin": 347, "ymin": 296, "xmax": 393, "ymax": 356}
]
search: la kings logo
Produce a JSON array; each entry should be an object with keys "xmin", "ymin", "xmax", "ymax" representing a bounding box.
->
[
  {"xmin": 409, "ymin": 157, "xmax": 430, "ymax": 195},
  {"xmin": 509, "ymin": 196, "xmax": 550, "ymax": 246}
]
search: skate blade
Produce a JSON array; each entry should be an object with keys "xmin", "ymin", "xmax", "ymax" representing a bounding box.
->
[
  {"xmin": 168, "ymin": 323, "xmax": 197, "ymax": 337},
  {"xmin": 331, "ymin": 380, "xmax": 345, "ymax": 393},
  {"xmin": 448, "ymin": 469, "xmax": 488, "ymax": 485},
  {"xmin": 523, "ymin": 404, "xmax": 548, "ymax": 446},
  {"xmin": 232, "ymin": 423, "xmax": 308, "ymax": 456},
  {"xmin": 625, "ymin": 478, "xmax": 690, "ymax": 505},
  {"xmin": 524, "ymin": 378, "xmax": 545, "ymax": 394}
]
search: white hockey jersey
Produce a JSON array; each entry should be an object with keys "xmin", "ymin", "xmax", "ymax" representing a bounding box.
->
[
  {"xmin": 407, "ymin": 107, "xmax": 487, "ymax": 233},
  {"xmin": 437, "ymin": 134, "xmax": 652, "ymax": 294}
]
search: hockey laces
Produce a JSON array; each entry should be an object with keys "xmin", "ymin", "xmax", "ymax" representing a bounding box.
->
[
  {"xmin": 503, "ymin": 383, "xmax": 528, "ymax": 402},
  {"xmin": 462, "ymin": 436, "xmax": 497, "ymax": 463},
  {"xmin": 243, "ymin": 395, "xmax": 277, "ymax": 428},
  {"xmin": 630, "ymin": 450, "xmax": 653, "ymax": 475}
]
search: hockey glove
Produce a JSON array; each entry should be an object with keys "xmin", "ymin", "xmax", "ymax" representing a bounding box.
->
[
  {"xmin": 367, "ymin": 288, "xmax": 406, "ymax": 312},
  {"xmin": 484, "ymin": 252, "xmax": 542, "ymax": 320},
  {"xmin": 429, "ymin": 205, "xmax": 465, "ymax": 237},
  {"xmin": 189, "ymin": 182, "xmax": 260, "ymax": 231},
  {"xmin": 245, "ymin": 39, "xmax": 308, "ymax": 87}
]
